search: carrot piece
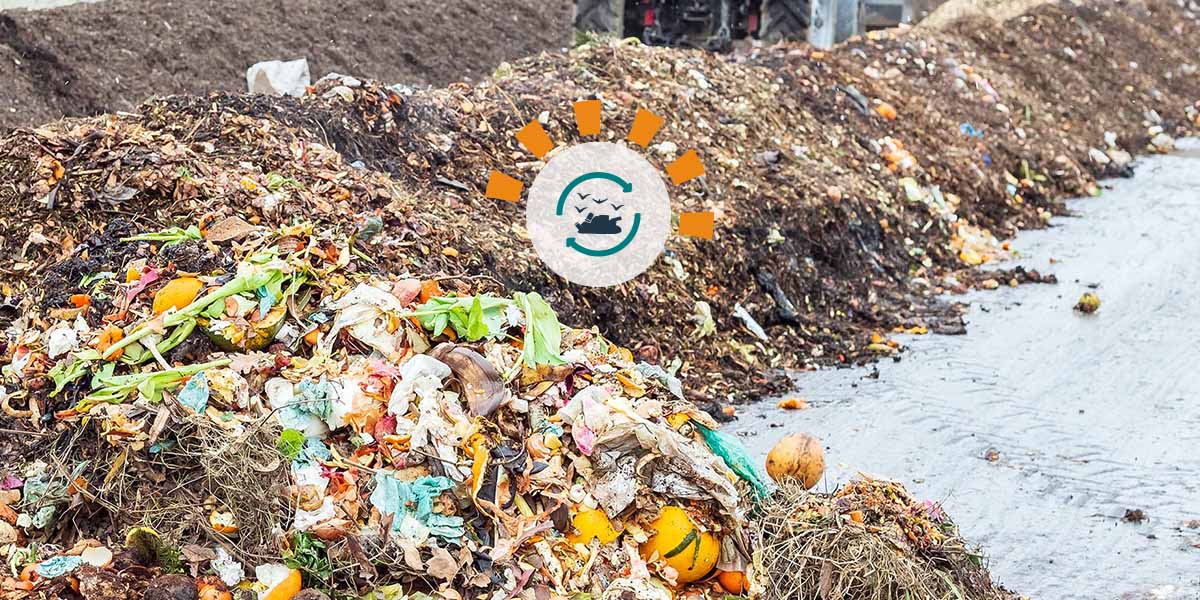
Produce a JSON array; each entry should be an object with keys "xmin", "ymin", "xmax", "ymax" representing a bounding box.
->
[
  {"xmin": 418, "ymin": 279, "xmax": 443, "ymax": 303},
  {"xmin": 97, "ymin": 325, "xmax": 125, "ymax": 361}
]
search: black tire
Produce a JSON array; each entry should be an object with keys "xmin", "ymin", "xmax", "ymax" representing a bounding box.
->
[
  {"xmin": 575, "ymin": 0, "xmax": 626, "ymax": 36},
  {"xmin": 759, "ymin": 0, "xmax": 811, "ymax": 43}
]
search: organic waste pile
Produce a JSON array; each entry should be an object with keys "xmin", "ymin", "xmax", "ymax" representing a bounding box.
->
[
  {"xmin": 0, "ymin": 222, "xmax": 771, "ymax": 599},
  {"xmin": 3, "ymin": 0, "xmax": 1200, "ymax": 409},
  {"xmin": 0, "ymin": 223, "xmax": 1019, "ymax": 600}
]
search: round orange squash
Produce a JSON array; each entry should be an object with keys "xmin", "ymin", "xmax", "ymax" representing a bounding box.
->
[
  {"xmin": 765, "ymin": 433, "xmax": 824, "ymax": 489},
  {"xmin": 639, "ymin": 506, "xmax": 719, "ymax": 584}
]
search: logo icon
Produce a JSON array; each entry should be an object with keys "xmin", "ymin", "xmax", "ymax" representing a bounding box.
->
[{"xmin": 486, "ymin": 102, "xmax": 714, "ymax": 287}]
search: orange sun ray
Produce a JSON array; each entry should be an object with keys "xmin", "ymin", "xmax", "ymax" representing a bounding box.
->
[
  {"xmin": 516, "ymin": 120, "xmax": 555, "ymax": 159},
  {"xmin": 666, "ymin": 149, "xmax": 705, "ymax": 185},
  {"xmin": 574, "ymin": 100, "xmax": 602, "ymax": 136},
  {"xmin": 679, "ymin": 212, "xmax": 715, "ymax": 239},
  {"xmin": 485, "ymin": 171, "xmax": 524, "ymax": 202},
  {"xmin": 627, "ymin": 107, "xmax": 665, "ymax": 148}
]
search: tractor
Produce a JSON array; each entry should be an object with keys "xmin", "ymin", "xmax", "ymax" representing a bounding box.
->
[{"xmin": 574, "ymin": 0, "xmax": 914, "ymax": 50}]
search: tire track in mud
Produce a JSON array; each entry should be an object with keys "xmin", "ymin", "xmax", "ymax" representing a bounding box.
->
[{"xmin": 731, "ymin": 142, "xmax": 1200, "ymax": 599}]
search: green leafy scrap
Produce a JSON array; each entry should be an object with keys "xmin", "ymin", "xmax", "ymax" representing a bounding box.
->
[
  {"xmin": 410, "ymin": 294, "xmax": 508, "ymax": 339},
  {"xmin": 408, "ymin": 292, "xmax": 565, "ymax": 367},
  {"xmin": 47, "ymin": 357, "xmax": 92, "ymax": 396},
  {"xmin": 284, "ymin": 532, "xmax": 334, "ymax": 590},
  {"xmin": 120, "ymin": 225, "xmax": 202, "ymax": 248},
  {"xmin": 103, "ymin": 260, "xmax": 290, "ymax": 361},
  {"xmin": 265, "ymin": 172, "xmax": 303, "ymax": 192},
  {"xmin": 81, "ymin": 358, "xmax": 230, "ymax": 409},
  {"xmin": 277, "ymin": 429, "xmax": 306, "ymax": 461},
  {"xmin": 514, "ymin": 292, "xmax": 564, "ymax": 367}
]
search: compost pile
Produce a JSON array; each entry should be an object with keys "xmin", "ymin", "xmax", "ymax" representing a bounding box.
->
[
  {"xmin": 0, "ymin": 221, "xmax": 1022, "ymax": 600},
  {"xmin": 0, "ymin": 222, "xmax": 768, "ymax": 599},
  {"xmin": 2, "ymin": 0, "xmax": 1199, "ymax": 407},
  {"xmin": 0, "ymin": 223, "xmax": 1016, "ymax": 600}
]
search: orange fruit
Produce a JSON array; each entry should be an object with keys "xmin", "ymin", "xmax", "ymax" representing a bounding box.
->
[
  {"xmin": 717, "ymin": 570, "xmax": 749, "ymax": 595},
  {"xmin": 197, "ymin": 577, "xmax": 233, "ymax": 600},
  {"xmin": 258, "ymin": 565, "xmax": 302, "ymax": 600},
  {"xmin": 303, "ymin": 328, "xmax": 320, "ymax": 346},
  {"xmin": 96, "ymin": 325, "xmax": 126, "ymax": 361},
  {"xmin": 152, "ymin": 277, "xmax": 204, "ymax": 314},
  {"xmin": 208, "ymin": 510, "xmax": 239, "ymax": 535},
  {"xmin": 418, "ymin": 279, "xmax": 443, "ymax": 303},
  {"xmin": 566, "ymin": 508, "xmax": 620, "ymax": 546}
]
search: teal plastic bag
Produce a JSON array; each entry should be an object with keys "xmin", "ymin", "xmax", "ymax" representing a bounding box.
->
[
  {"xmin": 694, "ymin": 422, "xmax": 774, "ymax": 498},
  {"xmin": 36, "ymin": 555, "xmax": 83, "ymax": 578}
]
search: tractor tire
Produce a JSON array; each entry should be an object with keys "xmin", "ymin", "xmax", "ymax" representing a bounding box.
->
[
  {"xmin": 759, "ymin": 0, "xmax": 811, "ymax": 43},
  {"xmin": 575, "ymin": 0, "xmax": 626, "ymax": 36}
]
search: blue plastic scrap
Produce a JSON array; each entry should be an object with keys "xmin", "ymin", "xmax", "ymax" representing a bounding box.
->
[
  {"xmin": 178, "ymin": 371, "xmax": 210, "ymax": 413},
  {"xmin": 959, "ymin": 123, "xmax": 984, "ymax": 138},
  {"xmin": 370, "ymin": 474, "xmax": 465, "ymax": 545},
  {"xmin": 256, "ymin": 285, "xmax": 276, "ymax": 317},
  {"xmin": 35, "ymin": 555, "xmax": 84, "ymax": 578},
  {"xmin": 293, "ymin": 437, "xmax": 333, "ymax": 469},
  {"xmin": 295, "ymin": 377, "xmax": 334, "ymax": 421}
]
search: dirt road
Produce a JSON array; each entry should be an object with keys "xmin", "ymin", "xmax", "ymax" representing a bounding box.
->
[{"xmin": 733, "ymin": 141, "xmax": 1200, "ymax": 599}]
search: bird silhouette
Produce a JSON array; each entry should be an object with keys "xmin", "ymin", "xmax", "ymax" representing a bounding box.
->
[
  {"xmin": 574, "ymin": 206, "xmax": 586, "ymax": 213},
  {"xmin": 611, "ymin": 203, "xmax": 624, "ymax": 211},
  {"xmin": 592, "ymin": 197, "xmax": 608, "ymax": 204},
  {"xmin": 577, "ymin": 192, "xmax": 591, "ymax": 201}
]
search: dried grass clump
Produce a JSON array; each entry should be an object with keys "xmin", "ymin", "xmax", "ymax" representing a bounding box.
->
[
  {"xmin": 41, "ymin": 406, "xmax": 289, "ymax": 563},
  {"xmin": 152, "ymin": 411, "xmax": 291, "ymax": 558},
  {"xmin": 752, "ymin": 481, "xmax": 1016, "ymax": 600}
]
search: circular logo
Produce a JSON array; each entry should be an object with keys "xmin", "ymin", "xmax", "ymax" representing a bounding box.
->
[{"xmin": 526, "ymin": 142, "xmax": 671, "ymax": 287}]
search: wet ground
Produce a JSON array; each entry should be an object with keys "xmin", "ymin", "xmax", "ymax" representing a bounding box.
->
[{"xmin": 732, "ymin": 140, "xmax": 1200, "ymax": 600}]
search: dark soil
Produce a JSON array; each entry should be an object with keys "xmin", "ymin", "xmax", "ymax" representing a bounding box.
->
[
  {"xmin": 0, "ymin": 0, "xmax": 572, "ymax": 130},
  {"xmin": 1, "ymin": 0, "xmax": 1198, "ymax": 410}
]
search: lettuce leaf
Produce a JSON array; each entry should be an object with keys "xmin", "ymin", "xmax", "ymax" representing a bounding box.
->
[{"xmin": 515, "ymin": 292, "xmax": 564, "ymax": 367}]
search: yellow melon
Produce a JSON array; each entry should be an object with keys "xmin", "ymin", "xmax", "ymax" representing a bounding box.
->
[{"xmin": 765, "ymin": 433, "xmax": 824, "ymax": 489}]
